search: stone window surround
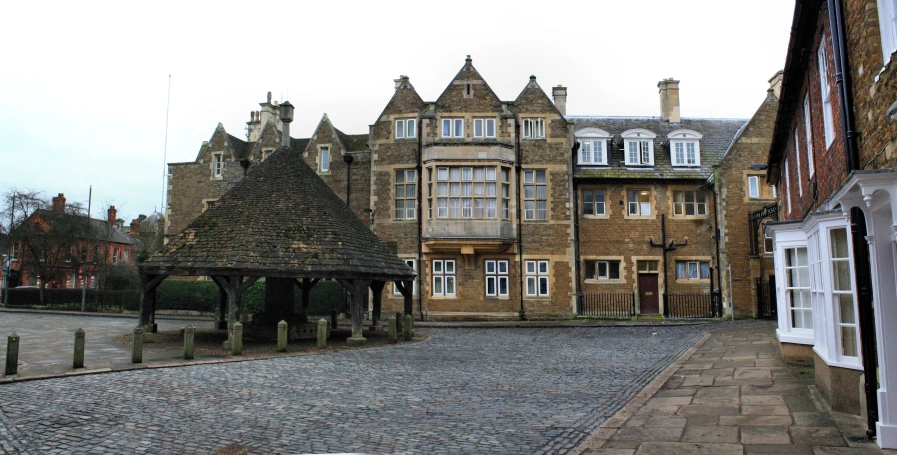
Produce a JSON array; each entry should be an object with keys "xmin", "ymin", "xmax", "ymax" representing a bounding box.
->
[
  {"xmin": 201, "ymin": 198, "xmax": 218, "ymax": 213},
  {"xmin": 581, "ymin": 187, "xmax": 609, "ymax": 219},
  {"xmin": 624, "ymin": 187, "xmax": 656, "ymax": 220},
  {"xmin": 261, "ymin": 148, "xmax": 274, "ymax": 162},
  {"xmin": 393, "ymin": 168, "xmax": 417, "ymax": 221},
  {"xmin": 745, "ymin": 172, "xmax": 777, "ymax": 201},
  {"xmin": 473, "ymin": 118, "xmax": 497, "ymax": 139},
  {"xmin": 666, "ymin": 129, "xmax": 703, "ymax": 167},
  {"xmin": 522, "ymin": 118, "xmax": 546, "ymax": 140},
  {"xmin": 523, "ymin": 258, "xmax": 550, "ymax": 298},
  {"xmin": 667, "ymin": 186, "xmax": 708, "ymax": 219},
  {"xmin": 395, "ymin": 118, "xmax": 417, "ymax": 140},
  {"xmin": 211, "ymin": 152, "xmax": 224, "ymax": 180},
  {"xmin": 582, "ymin": 255, "xmax": 626, "ymax": 284},
  {"xmin": 484, "ymin": 258, "xmax": 510, "ymax": 299},
  {"xmin": 441, "ymin": 118, "xmax": 465, "ymax": 139},
  {"xmin": 522, "ymin": 168, "xmax": 549, "ymax": 222},
  {"xmin": 430, "ymin": 258, "xmax": 457, "ymax": 298},
  {"xmin": 673, "ymin": 256, "xmax": 712, "ymax": 283},
  {"xmin": 317, "ymin": 144, "xmax": 331, "ymax": 174}
]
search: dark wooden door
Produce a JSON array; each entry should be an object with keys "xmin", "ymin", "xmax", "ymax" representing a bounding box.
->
[{"xmin": 638, "ymin": 274, "xmax": 659, "ymax": 314}]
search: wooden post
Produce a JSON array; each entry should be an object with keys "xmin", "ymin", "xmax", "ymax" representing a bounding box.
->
[
  {"xmin": 138, "ymin": 274, "xmax": 166, "ymax": 331},
  {"xmin": 370, "ymin": 281, "xmax": 385, "ymax": 329},
  {"xmin": 5, "ymin": 333, "xmax": 19, "ymax": 376},
  {"xmin": 301, "ymin": 279, "xmax": 312, "ymax": 324},
  {"xmin": 217, "ymin": 286, "xmax": 228, "ymax": 330},
  {"xmin": 73, "ymin": 328, "xmax": 85, "ymax": 369},
  {"xmin": 317, "ymin": 318, "xmax": 327, "ymax": 348},
  {"xmin": 184, "ymin": 325, "xmax": 195, "ymax": 360},
  {"xmin": 277, "ymin": 320, "xmax": 288, "ymax": 352},
  {"xmin": 331, "ymin": 309, "xmax": 338, "ymax": 330},
  {"xmin": 232, "ymin": 321, "xmax": 243, "ymax": 356},
  {"xmin": 401, "ymin": 280, "xmax": 414, "ymax": 317},
  {"xmin": 132, "ymin": 326, "xmax": 143, "ymax": 364}
]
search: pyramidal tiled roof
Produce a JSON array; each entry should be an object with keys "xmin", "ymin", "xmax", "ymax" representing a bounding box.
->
[{"xmin": 140, "ymin": 147, "xmax": 415, "ymax": 281}]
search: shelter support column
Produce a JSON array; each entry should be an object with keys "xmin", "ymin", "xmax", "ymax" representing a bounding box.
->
[
  {"xmin": 294, "ymin": 278, "xmax": 320, "ymax": 324},
  {"xmin": 370, "ymin": 281, "xmax": 385, "ymax": 329},
  {"xmin": 138, "ymin": 274, "xmax": 167, "ymax": 330},
  {"xmin": 211, "ymin": 275, "xmax": 259, "ymax": 348},
  {"xmin": 338, "ymin": 279, "xmax": 370, "ymax": 345}
]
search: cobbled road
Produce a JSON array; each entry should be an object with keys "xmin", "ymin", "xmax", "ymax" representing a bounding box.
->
[{"xmin": 0, "ymin": 325, "xmax": 712, "ymax": 455}]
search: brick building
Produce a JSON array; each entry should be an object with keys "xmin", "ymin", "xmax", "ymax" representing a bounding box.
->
[
  {"xmin": 165, "ymin": 56, "xmax": 772, "ymax": 320},
  {"xmin": 765, "ymin": 0, "xmax": 897, "ymax": 447}
]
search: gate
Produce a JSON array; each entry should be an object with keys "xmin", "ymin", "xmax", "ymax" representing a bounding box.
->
[{"xmin": 756, "ymin": 277, "xmax": 777, "ymax": 319}]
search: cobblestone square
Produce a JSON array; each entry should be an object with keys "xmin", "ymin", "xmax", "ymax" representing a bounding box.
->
[{"xmin": 0, "ymin": 320, "xmax": 714, "ymax": 455}]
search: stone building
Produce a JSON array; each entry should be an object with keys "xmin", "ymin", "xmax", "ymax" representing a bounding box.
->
[
  {"xmin": 166, "ymin": 56, "xmax": 774, "ymax": 321},
  {"xmin": 712, "ymin": 73, "xmax": 781, "ymax": 318},
  {"xmin": 764, "ymin": 0, "xmax": 897, "ymax": 447}
]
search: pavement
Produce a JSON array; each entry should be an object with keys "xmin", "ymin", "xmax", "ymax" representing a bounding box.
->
[{"xmin": 574, "ymin": 325, "xmax": 897, "ymax": 455}]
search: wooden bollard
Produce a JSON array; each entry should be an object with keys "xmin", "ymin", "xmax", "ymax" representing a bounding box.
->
[
  {"xmin": 395, "ymin": 312, "xmax": 403, "ymax": 334},
  {"xmin": 5, "ymin": 333, "xmax": 19, "ymax": 376},
  {"xmin": 388, "ymin": 319, "xmax": 398, "ymax": 344},
  {"xmin": 277, "ymin": 320, "xmax": 288, "ymax": 352},
  {"xmin": 317, "ymin": 318, "xmax": 328, "ymax": 348},
  {"xmin": 184, "ymin": 325, "xmax": 195, "ymax": 360},
  {"xmin": 403, "ymin": 315, "xmax": 413, "ymax": 341},
  {"xmin": 232, "ymin": 321, "xmax": 243, "ymax": 356},
  {"xmin": 73, "ymin": 328, "xmax": 85, "ymax": 369},
  {"xmin": 132, "ymin": 326, "xmax": 144, "ymax": 364},
  {"xmin": 331, "ymin": 310, "xmax": 338, "ymax": 330}
]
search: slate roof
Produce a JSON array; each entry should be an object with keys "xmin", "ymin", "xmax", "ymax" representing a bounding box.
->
[
  {"xmin": 334, "ymin": 128, "xmax": 370, "ymax": 152},
  {"xmin": 227, "ymin": 134, "xmax": 250, "ymax": 159},
  {"xmin": 569, "ymin": 117, "xmax": 747, "ymax": 180},
  {"xmin": 140, "ymin": 147, "xmax": 415, "ymax": 281},
  {"xmin": 31, "ymin": 210, "xmax": 134, "ymax": 245}
]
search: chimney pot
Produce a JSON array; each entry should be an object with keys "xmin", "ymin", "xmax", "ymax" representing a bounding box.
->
[
  {"xmin": 658, "ymin": 79, "xmax": 681, "ymax": 123},
  {"xmin": 394, "ymin": 78, "xmax": 403, "ymax": 89},
  {"xmin": 552, "ymin": 85, "xmax": 568, "ymax": 117},
  {"xmin": 129, "ymin": 218, "xmax": 141, "ymax": 236},
  {"xmin": 267, "ymin": 92, "xmax": 272, "ymax": 104},
  {"xmin": 107, "ymin": 206, "xmax": 117, "ymax": 225}
]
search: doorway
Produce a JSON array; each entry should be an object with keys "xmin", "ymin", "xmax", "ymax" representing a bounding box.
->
[{"xmin": 638, "ymin": 273, "xmax": 659, "ymax": 314}]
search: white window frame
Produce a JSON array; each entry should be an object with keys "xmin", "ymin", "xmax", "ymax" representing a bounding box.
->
[
  {"xmin": 396, "ymin": 119, "xmax": 405, "ymax": 139},
  {"xmin": 668, "ymin": 130, "xmax": 703, "ymax": 167},
  {"xmin": 804, "ymin": 95, "xmax": 815, "ymax": 177},
  {"xmin": 432, "ymin": 259, "xmax": 456, "ymax": 297},
  {"xmin": 523, "ymin": 118, "xmax": 545, "ymax": 139},
  {"xmin": 441, "ymin": 118, "xmax": 464, "ymax": 138},
  {"xmin": 320, "ymin": 146, "xmax": 330, "ymax": 173},
  {"xmin": 622, "ymin": 129, "xmax": 657, "ymax": 166},
  {"xmin": 794, "ymin": 127, "xmax": 802, "ymax": 196},
  {"xmin": 672, "ymin": 190, "xmax": 707, "ymax": 217},
  {"xmin": 818, "ymin": 41, "xmax": 835, "ymax": 148},
  {"xmin": 396, "ymin": 119, "xmax": 416, "ymax": 139},
  {"xmin": 574, "ymin": 128, "xmax": 611, "ymax": 165},
  {"xmin": 523, "ymin": 170, "xmax": 547, "ymax": 220},
  {"xmin": 582, "ymin": 189, "xmax": 606, "ymax": 216},
  {"xmin": 748, "ymin": 176, "xmax": 760, "ymax": 199},
  {"xmin": 829, "ymin": 227, "xmax": 859, "ymax": 361},
  {"xmin": 395, "ymin": 169, "xmax": 417, "ymax": 220},
  {"xmin": 212, "ymin": 153, "xmax": 223, "ymax": 178},
  {"xmin": 627, "ymin": 189, "xmax": 651, "ymax": 216},
  {"xmin": 784, "ymin": 246, "xmax": 812, "ymax": 330},
  {"xmin": 474, "ymin": 118, "xmax": 496, "ymax": 138},
  {"xmin": 675, "ymin": 260, "xmax": 710, "ymax": 280},
  {"xmin": 877, "ymin": 0, "xmax": 897, "ymax": 63},
  {"xmin": 525, "ymin": 260, "xmax": 549, "ymax": 297},
  {"xmin": 785, "ymin": 158, "xmax": 792, "ymax": 213},
  {"xmin": 485, "ymin": 260, "xmax": 509, "ymax": 297},
  {"xmin": 586, "ymin": 260, "xmax": 621, "ymax": 281},
  {"xmin": 393, "ymin": 259, "xmax": 417, "ymax": 295}
]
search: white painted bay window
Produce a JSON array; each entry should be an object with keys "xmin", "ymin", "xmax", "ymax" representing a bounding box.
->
[{"xmin": 785, "ymin": 247, "xmax": 812, "ymax": 330}]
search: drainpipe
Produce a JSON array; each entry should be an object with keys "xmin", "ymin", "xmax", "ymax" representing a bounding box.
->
[
  {"xmin": 706, "ymin": 181, "xmax": 724, "ymax": 316},
  {"xmin": 515, "ymin": 119, "xmax": 526, "ymax": 320},
  {"xmin": 828, "ymin": 0, "xmax": 860, "ymax": 171},
  {"xmin": 571, "ymin": 142, "xmax": 582, "ymax": 315},
  {"xmin": 417, "ymin": 117, "xmax": 423, "ymax": 321},
  {"xmin": 343, "ymin": 154, "xmax": 353, "ymax": 207}
]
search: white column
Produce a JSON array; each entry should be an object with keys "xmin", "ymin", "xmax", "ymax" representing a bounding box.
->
[{"xmin": 868, "ymin": 202, "xmax": 897, "ymax": 449}]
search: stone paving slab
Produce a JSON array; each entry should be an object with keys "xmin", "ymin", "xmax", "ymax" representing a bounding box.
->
[{"xmin": 575, "ymin": 326, "xmax": 897, "ymax": 455}]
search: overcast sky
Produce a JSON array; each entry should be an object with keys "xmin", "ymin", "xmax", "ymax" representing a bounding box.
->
[{"xmin": 0, "ymin": 0, "xmax": 794, "ymax": 225}]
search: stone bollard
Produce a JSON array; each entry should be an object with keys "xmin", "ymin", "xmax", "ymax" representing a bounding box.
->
[
  {"xmin": 331, "ymin": 310, "xmax": 338, "ymax": 330},
  {"xmin": 388, "ymin": 320, "xmax": 397, "ymax": 344},
  {"xmin": 184, "ymin": 325, "xmax": 195, "ymax": 360},
  {"xmin": 317, "ymin": 318, "xmax": 328, "ymax": 349},
  {"xmin": 132, "ymin": 326, "xmax": 144, "ymax": 364},
  {"xmin": 395, "ymin": 312, "xmax": 403, "ymax": 334},
  {"xmin": 5, "ymin": 333, "xmax": 19, "ymax": 376},
  {"xmin": 403, "ymin": 315, "xmax": 413, "ymax": 341},
  {"xmin": 73, "ymin": 328, "xmax": 85, "ymax": 369},
  {"xmin": 232, "ymin": 322, "xmax": 243, "ymax": 356},
  {"xmin": 277, "ymin": 320, "xmax": 288, "ymax": 352}
]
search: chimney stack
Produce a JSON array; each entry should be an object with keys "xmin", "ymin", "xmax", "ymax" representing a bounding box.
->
[
  {"xmin": 51, "ymin": 193, "xmax": 66, "ymax": 213},
  {"xmin": 768, "ymin": 70, "xmax": 784, "ymax": 99},
  {"xmin": 279, "ymin": 101, "xmax": 294, "ymax": 148},
  {"xmin": 552, "ymin": 85, "xmax": 568, "ymax": 117},
  {"xmin": 107, "ymin": 206, "xmax": 117, "ymax": 225},
  {"xmin": 129, "ymin": 218, "xmax": 141, "ymax": 236},
  {"xmin": 394, "ymin": 76, "xmax": 403, "ymax": 89},
  {"xmin": 658, "ymin": 78, "xmax": 681, "ymax": 123}
]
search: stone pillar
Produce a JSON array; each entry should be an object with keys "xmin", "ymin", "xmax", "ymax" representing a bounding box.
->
[
  {"xmin": 227, "ymin": 279, "xmax": 240, "ymax": 345},
  {"xmin": 5, "ymin": 333, "xmax": 19, "ymax": 376},
  {"xmin": 388, "ymin": 321, "xmax": 397, "ymax": 344},
  {"xmin": 73, "ymin": 328, "xmax": 85, "ymax": 369},
  {"xmin": 346, "ymin": 280, "xmax": 370, "ymax": 346},
  {"xmin": 404, "ymin": 315, "xmax": 413, "ymax": 341},
  {"xmin": 396, "ymin": 312, "xmax": 403, "ymax": 334},
  {"xmin": 184, "ymin": 325, "xmax": 195, "ymax": 360},
  {"xmin": 232, "ymin": 321, "xmax": 243, "ymax": 356},
  {"xmin": 132, "ymin": 326, "xmax": 143, "ymax": 364},
  {"xmin": 277, "ymin": 320, "xmax": 288, "ymax": 352},
  {"xmin": 317, "ymin": 318, "xmax": 327, "ymax": 349}
]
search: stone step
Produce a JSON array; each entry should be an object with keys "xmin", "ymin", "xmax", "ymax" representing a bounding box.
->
[{"xmin": 635, "ymin": 313, "xmax": 665, "ymax": 321}]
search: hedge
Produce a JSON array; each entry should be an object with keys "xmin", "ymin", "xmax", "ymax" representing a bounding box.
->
[{"xmin": 4, "ymin": 279, "xmax": 348, "ymax": 316}]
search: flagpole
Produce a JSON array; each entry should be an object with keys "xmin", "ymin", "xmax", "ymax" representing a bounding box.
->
[
  {"xmin": 81, "ymin": 185, "xmax": 92, "ymax": 312},
  {"xmin": 161, "ymin": 75, "xmax": 171, "ymax": 217}
]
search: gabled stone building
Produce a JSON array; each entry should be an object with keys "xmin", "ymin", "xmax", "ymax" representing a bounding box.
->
[{"xmin": 166, "ymin": 56, "xmax": 775, "ymax": 321}]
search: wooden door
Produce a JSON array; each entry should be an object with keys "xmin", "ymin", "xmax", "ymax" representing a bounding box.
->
[{"xmin": 639, "ymin": 274, "xmax": 659, "ymax": 314}]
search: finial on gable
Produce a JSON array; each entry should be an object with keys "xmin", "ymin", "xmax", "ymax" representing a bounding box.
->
[{"xmin": 466, "ymin": 55, "xmax": 472, "ymax": 63}]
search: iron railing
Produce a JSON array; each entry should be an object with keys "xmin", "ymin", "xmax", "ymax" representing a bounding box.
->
[
  {"xmin": 667, "ymin": 293, "xmax": 718, "ymax": 319},
  {"xmin": 577, "ymin": 293, "xmax": 636, "ymax": 318},
  {"xmin": 755, "ymin": 278, "xmax": 777, "ymax": 319}
]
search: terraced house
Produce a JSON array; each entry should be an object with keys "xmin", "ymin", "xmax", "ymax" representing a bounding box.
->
[{"xmin": 166, "ymin": 56, "xmax": 773, "ymax": 321}]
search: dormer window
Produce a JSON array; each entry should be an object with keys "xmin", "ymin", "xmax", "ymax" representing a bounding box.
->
[
  {"xmin": 523, "ymin": 118, "xmax": 545, "ymax": 139},
  {"xmin": 667, "ymin": 130, "xmax": 703, "ymax": 167},
  {"xmin": 396, "ymin": 119, "xmax": 416, "ymax": 139},
  {"xmin": 621, "ymin": 129, "xmax": 657, "ymax": 166},
  {"xmin": 575, "ymin": 128, "xmax": 611, "ymax": 165}
]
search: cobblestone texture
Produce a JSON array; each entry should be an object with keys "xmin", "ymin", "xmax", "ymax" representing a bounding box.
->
[{"xmin": 0, "ymin": 325, "xmax": 720, "ymax": 454}]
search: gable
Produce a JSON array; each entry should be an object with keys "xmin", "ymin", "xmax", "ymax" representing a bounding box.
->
[
  {"xmin": 435, "ymin": 56, "xmax": 503, "ymax": 113},
  {"xmin": 514, "ymin": 77, "xmax": 562, "ymax": 116}
]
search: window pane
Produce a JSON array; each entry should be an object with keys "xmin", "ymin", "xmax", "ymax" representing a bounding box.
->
[
  {"xmin": 433, "ymin": 260, "xmax": 443, "ymax": 273},
  {"xmin": 524, "ymin": 171, "xmax": 534, "ymax": 183},
  {"xmin": 688, "ymin": 262, "xmax": 698, "ymax": 279},
  {"xmin": 609, "ymin": 262, "xmax": 620, "ymax": 280},
  {"xmin": 677, "ymin": 262, "xmax": 687, "ymax": 279},
  {"xmin": 585, "ymin": 261, "xmax": 596, "ymax": 279},
  {"xmin": 597, "ymin": 261, "xmax": 608, "ymax": 278},
  {"xmin": 538, "ymin": 261, "xmax": 549, "ymax": 274},
  {"xmin": 833, "ymin": 261, "xmax": 852, "ymax": 291},
  {"xmin": 396, "ymin": 120, "xmax": 405, "ymax": 138},
  {"xmin": 486, "ymin": 276, "xmax": 496, "ymax": 296},
  {"xmin": 830, "ymin": 228, "xmax": 849, "ymax": 258},
  {"xmin": 486, "ymin": 168, "xmax": 496, "ymax": 181},
  {"xmin": 538, "ymin": 277, "xmax": 549, "ymax": 295},
  {"xmin": 407, "ymin": 119, "xmax": 416, "ymax": 137},
  {"xmin": 526, "ymin": 277, "xmax": 537, "ymax": 295},
  {"xmin": 445, "ymin": 260, "xmax": 455, "ymax": 274},
  {"xmin": 485, "ymin": 260, "xmax": 495, "ymax": 274},
  {"xmin": 700, "ymin": 262, "xmax": 710, "ymax": 279},
  {"xmin": 454, "ymin": 119, "xmax": 463, "ymax": 137},
  {"xmin": 442, "ymin": 119, "xmax": 451, "ymax": 137},
  {"xmin": 434, "ymin": 276, "xmax": 443, "ymax": 295},
  {"xmin": 498, "ymin": 277, "xmax": 508, "ymax": 296},
  {"xmin": 450, "ymin": 167, "xmax": 461, "ymax": 181},
  {"xmin": 486, "ymin": 119, "xmax": 495, "ymax": 137},
  {"xmin": 526, "ymin": 261, "xmax": 536, "ymax": 274},
  {"xmin": 841, "ymin": 326, "xmax": 858, "ymax": 357},
  {"xmin": 498, "ymin": 261, "xmax": 508, "ymax": 274},
  {"xmin": 536, "ymin": 170, "xmax": 546, "ymax": 184},
  {"xmin": 474, "ymin": 119, "xmax": 483, "ymax": 137},
  {"xmin": 838, "ymin": 293, "xmax": 856, "ymax": 324}
]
